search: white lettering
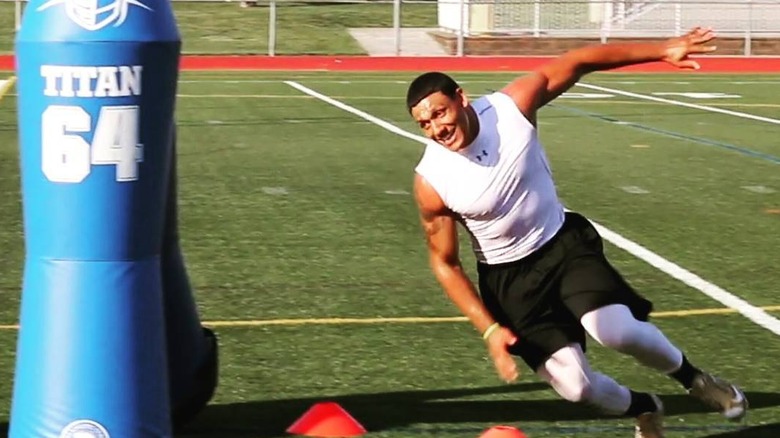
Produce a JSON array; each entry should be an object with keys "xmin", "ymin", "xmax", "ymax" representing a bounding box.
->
[
  {"xmin": 74, "ymin": 67, "xmax": 98, "ymax": 97},
  {"xmin": 39, "ymin": 64, "xmax": 143, "ymax": 98},
  {"xmin": 40, "ymin": 65, "xmax": 61, "ymax": 97},
  {"xmin": 95, "ymin": 66, "xmax": 119, "ymax": 98},
  {"xmin": 119, "ymin": 65, "xmax": 143, "ymax": 96},
  {"xmin": 60, "ymin": 68, "xmax": 75, "ymax": 97}
]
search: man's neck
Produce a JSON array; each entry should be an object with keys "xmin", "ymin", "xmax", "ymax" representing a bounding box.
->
[{"xmin": 462, "ymin": 105, "xmax": 480, "ymax": 149}]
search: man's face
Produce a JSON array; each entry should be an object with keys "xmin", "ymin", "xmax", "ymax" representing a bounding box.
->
[{"xmin": 410, "ymin": 90, "xmax": 470, "ymax": 152}]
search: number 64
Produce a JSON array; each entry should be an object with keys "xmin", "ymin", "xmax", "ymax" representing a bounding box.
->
[{"xmin": 41, "ymin": 104, "xmax": 143, "ymax": 184}]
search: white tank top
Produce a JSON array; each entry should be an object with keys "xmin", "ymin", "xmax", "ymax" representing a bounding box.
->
[{"xmin": 414, "ymin": 91, "xmax": 565, "ymax": 265}]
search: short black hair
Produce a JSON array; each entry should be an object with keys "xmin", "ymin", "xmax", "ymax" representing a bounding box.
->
[{"xmin": 406, "ymin": 72, "xmax": 460, "ymax": 113}]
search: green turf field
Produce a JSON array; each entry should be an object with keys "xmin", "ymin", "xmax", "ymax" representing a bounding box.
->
[{"xmin": 0, "ymin": 71, "xmax": 778, "ymax": 437}]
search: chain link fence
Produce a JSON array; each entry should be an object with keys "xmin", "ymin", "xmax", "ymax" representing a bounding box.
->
[{"xmin": 4, "ymin": 0, "xmax": 779, "ymax": 55}]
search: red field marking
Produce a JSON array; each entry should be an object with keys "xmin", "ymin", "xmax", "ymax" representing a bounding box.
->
[
  {"xmin": 178, "ymin": 55, "xmax": 780, "ymax": 73},
  {"xmin": 0, "ymin": 55, "xmax": 778, "ymax": 72}
]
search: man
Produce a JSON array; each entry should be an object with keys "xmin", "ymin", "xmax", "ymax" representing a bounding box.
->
[{"xmin": 407, "ymin": 27, "xmax": 747, "ymax": 438}]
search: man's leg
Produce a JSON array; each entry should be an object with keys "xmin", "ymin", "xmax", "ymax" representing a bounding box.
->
[
  {"xmin": 580, "ymin": 304, "xmax": 747, "ymax": 420},
  {"xmin": 554, "ymin": 213, "xmax": 747, "ymax": 421},
  {"xmin": 535, "ymin": 343, "xmax": 664, "ymax": 437},
  {"xmin": 580, "ymin": 304, "xmax": 685, "ymax": 375}
]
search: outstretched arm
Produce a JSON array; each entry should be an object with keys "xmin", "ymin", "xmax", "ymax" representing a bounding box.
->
[
  {"xmin": 414, "ymin": 174, "xmax": 519, "ymax": 382},
  {"xmin": 502, "ymin": 27, "xmax": 717, "ymax": 124}
]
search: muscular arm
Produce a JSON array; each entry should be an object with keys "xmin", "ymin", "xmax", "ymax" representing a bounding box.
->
[
  {"xmin": 501, "ymin": 27, "xmax": 716, "ymax": 124},
  {"xmin": 413, "ymin": 174, "xmax": 496, "ymax": 335}
]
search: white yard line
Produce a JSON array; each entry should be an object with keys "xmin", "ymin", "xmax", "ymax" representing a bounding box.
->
[
  {"xmin": 587, "ymin": 218, "xmax": 780, "ymax": 335},
  {"xmin": 286, "ymin": 80, "xmax": 780, "ymax": 337},
  {"xmin": 576, "ymin": 82, "xmax": 780, "ymax": 126}
]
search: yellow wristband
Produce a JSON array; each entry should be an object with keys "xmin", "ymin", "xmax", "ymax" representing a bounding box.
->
[{"xmin": 482, "ymin": 322, "xmax": 500, "ymax": 340}]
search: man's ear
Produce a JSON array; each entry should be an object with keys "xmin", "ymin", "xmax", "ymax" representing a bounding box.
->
[{"xmin": 456, "ymin": 87, "xmax": 470, "ymax": 108}]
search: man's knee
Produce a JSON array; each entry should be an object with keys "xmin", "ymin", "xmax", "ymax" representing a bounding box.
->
[
  {"xmin": 553, "ymin": 374, "xmax": 595, "ymax": 404},
  {"xmin": 538, "ymin": 344, "xmax": 597, "ymax": 404},
  {"xmin": 539, "ymin": 344, "xmax": 633, "ymax": 415}
]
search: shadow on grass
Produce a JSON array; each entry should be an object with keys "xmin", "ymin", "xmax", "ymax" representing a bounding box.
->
[
  {"xmin": 0, "ymin": 386, "xmax": 775, "ymax": 437},
  {"xmin": 701, "ymin": 422, "xmax": 780, "ymax": 437},
  {"xmin": 177, "ymin": 385, "xmax": 780, "ymax": 438}
]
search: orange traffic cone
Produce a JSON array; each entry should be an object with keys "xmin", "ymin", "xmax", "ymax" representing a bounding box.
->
[
  {"xmin": 287, "ymin": 401, "xmax": 367, "ymax": 437},
  {"xmin": 478, "ymin": 425, "xmax": 528, "ymax": 438}
]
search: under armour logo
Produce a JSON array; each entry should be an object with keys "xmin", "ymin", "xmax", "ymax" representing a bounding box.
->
[{"xmin": 476, "ymin": 150, "xmax": 488, "ymax": 162}]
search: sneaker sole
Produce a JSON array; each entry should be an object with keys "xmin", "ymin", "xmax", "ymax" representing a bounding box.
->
[{"xmin": 723, "ymin": 385, "xmax": 748, "ymax": 421}]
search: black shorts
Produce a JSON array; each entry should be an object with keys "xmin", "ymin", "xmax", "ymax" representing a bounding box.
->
[{"xmin": 476, "ymin": 211, "xmax": 653, "ymax": 372}]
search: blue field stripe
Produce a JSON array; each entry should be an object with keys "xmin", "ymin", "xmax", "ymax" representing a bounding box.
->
[{"xmin": 549, "ymin": 103, "xmax": 780, "ymax": 165}]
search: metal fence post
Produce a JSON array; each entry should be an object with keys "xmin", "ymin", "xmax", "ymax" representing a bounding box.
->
[
  {"xmin": 600, "ymin": 0, "xmax": 612, "ymax": 44},
  {"xmin": 457, "ymin": 0, "xmax": 465, "ymax": 57},
  {"xmin": 745, "ymin": 0, "xmax": 753, "ymax": 56},
  {"xmin": 393, "ymin": 0, "xmax": 402, "ymax": 56},
  {"xmin": 533, "ymin": 0, "xmax": 541, "ymax": 37},
  {"xmin": 15, "ymin": 0, "xmax": 22, "ymax": 31},
  {"xmin": 269, "ymin": 0, "xmax": 276, "ymax": 56},
  {"xmin": 674, "ymin": 2, "xmax": 681, "ymax": 36}
]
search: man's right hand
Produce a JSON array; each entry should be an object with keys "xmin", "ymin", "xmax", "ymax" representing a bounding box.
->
[
  {"xmin": 661, "ymin": 26, "xmax": 717, "ymax": 70},
  {"xmin": 485, "ymin": 326, "xmax": 520, "ymax": 383},
  {"xmin": 415, "ymin": 176, "xmax": 522, "ymax": 383}
]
